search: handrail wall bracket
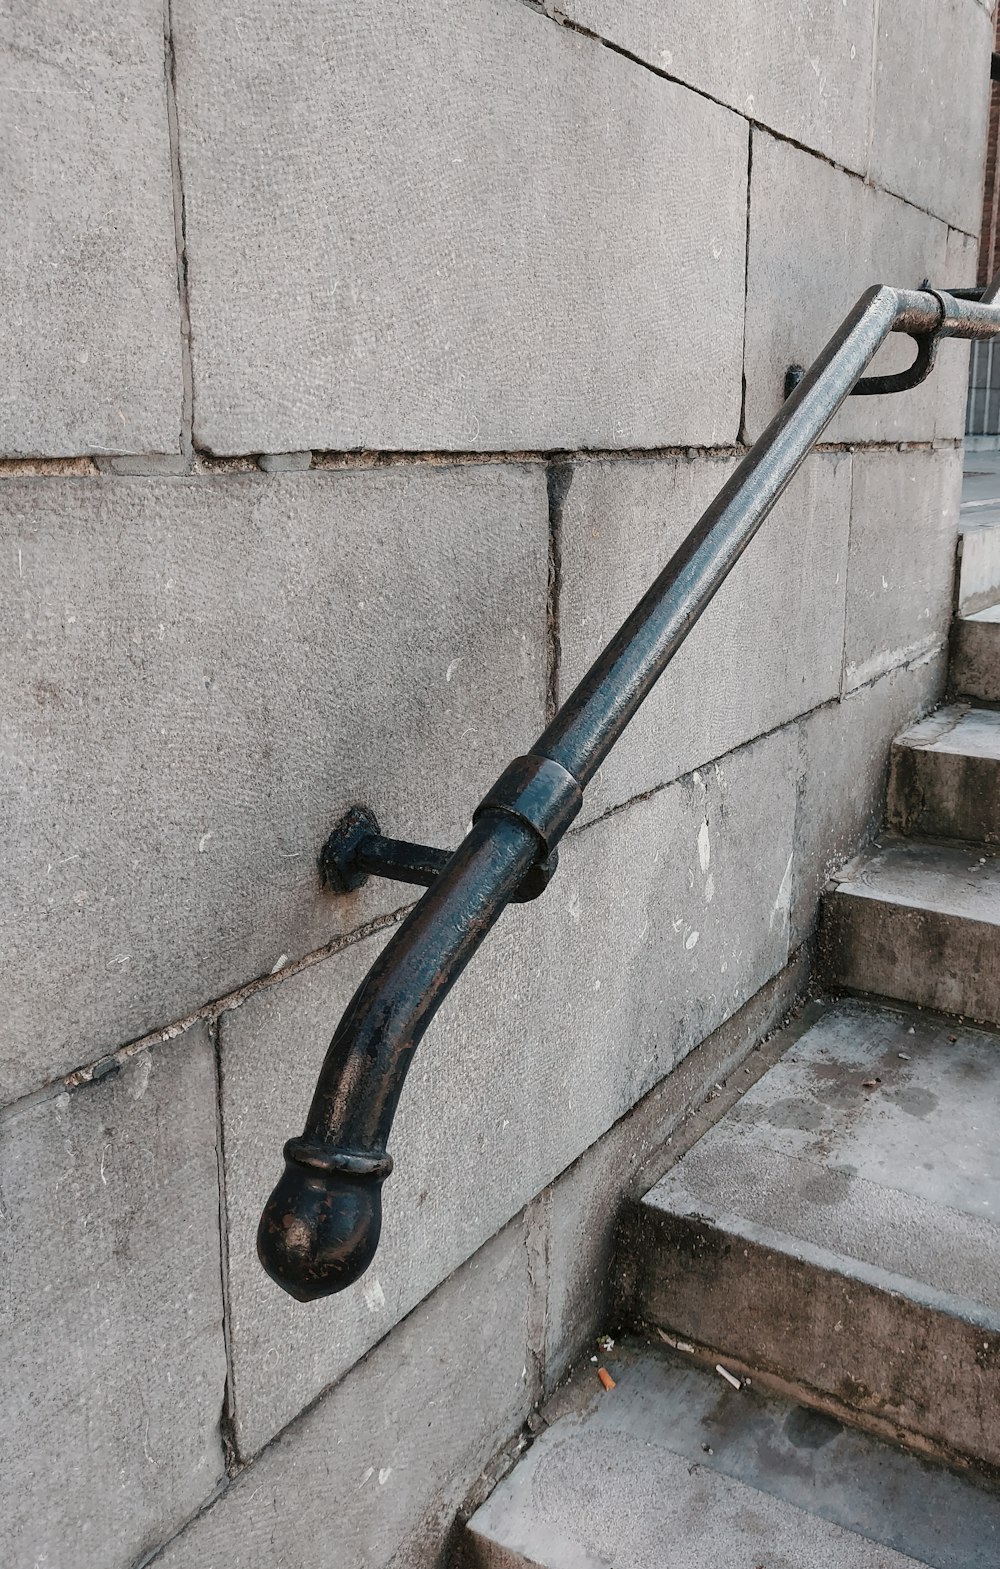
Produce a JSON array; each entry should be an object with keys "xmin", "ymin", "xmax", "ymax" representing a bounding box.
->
[{"xmin": 258, "ymin": 274, "xmax": 1000, "ymax": 1304}]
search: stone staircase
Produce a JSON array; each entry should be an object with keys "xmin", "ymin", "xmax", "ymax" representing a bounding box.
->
[{"xmin": 463, "ymin": 592, "xmax": 1000, "ymax": 1563}]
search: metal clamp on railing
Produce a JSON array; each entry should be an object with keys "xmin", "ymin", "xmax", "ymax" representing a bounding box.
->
[{"xmin": 257, "ymin": 273, "xmax": 1000, "ymax": 1303}]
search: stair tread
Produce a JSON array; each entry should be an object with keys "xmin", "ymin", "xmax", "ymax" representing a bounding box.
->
[
  {"xmin": 831, "ymin": 836, "xmax": 1000, "ymax": 921},
  {"xmin": 895, "ymin": 703, "xmax": 1000, "ymax": 761},
  {"xmin": 466, "ymin": 1338, "xmax": 1000, "ymax": 1569},
  {"xmin": 964, "ymin": 603, "xmax": 1000, "ymax": 624},
  {"xmin": 643, "ymin": 1000, "xmax": 1000, "ymax": 1316}
]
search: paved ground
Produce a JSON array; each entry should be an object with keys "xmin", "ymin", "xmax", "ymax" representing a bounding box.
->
[{"xmin": 962, "ymin": 448, "xmax": 1000, "ymax": 526}]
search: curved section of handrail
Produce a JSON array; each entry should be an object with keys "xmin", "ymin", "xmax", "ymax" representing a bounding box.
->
[{"xmin": 259, "ymin": 280, "xmax": 1000, "ymax": 1301}]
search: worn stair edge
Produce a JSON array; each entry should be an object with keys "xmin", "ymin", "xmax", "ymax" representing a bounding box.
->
[
  {"xmin": 952, "ymin": 606, "xmax": 1000, "ymax": 702},
  {"xmin": 888, "ymin": 705, "xmax": 1000, "ymax": 843},
  {"xmin": 821, "ymin": 844, "xmax": 1000, "ymax": 1022},
  {"xmin": 465, "ymin": 1339, "xmax": 1000, "ymax": 1569},
  {"xmin": 629, "ymin": 1200, "xmax": 1000, "ymax": 1471}
]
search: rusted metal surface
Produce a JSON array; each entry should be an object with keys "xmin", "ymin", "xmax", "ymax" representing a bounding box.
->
[{"xmin": 258, "ymin": 276, "xmax": 1000, "ymax": 1304}]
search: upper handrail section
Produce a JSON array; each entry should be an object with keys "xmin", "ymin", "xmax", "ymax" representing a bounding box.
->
[{"xmin": 257, "ymin": 276, "xmax": 1000, "ymax": 1303}]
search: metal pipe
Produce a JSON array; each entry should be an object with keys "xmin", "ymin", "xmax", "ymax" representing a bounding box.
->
[{"xmin": 258, "ymin": 280, "xmax": 1000, "ymax": 1303}]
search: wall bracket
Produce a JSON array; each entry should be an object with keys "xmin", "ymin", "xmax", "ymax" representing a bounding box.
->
[{"xmin": 320, "ymin": 804, "xmax": 559, "ymax": 903}]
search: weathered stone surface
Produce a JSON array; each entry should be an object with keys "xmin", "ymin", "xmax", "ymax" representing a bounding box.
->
[
  {"xmin": 467, "ymin": 1339, "xmax": 985, "ymax": 1569},
  {"xmin": 791, "ymin": 654, "xmax": 946, "ymax": 945},
  {"xmin": 0, "ymin": 1029, "xmax": 225, "ymax": 1569},
  {"xmin": 937, "ymin": 228, "xmax": 978, "ymax": 442},
  {"xmin": 541, "ymin": 949, "xmax": 810, "ymax": 1394},
  {"xmin": 1, "ymin": 466, "xmax": 547, "ymax": 1100},
  {"xmin": 172, "ymin": 0, "xmax": 747, "ymax": 454},
  {"xmin": 952, "ymin": 605, "xmax": 1000, "ymax": 700},
  {"xmin": 636, "ymin": 1001, "xmax": 1000, "ymax": 1467},
  {"xmin": 888, "ymin": 704, "xmax": 1000, "ymax": 842},
  {"xmin": 870, "ymin": 0, "xmax": 992, "ymax": 234},
  {"xmin": 562, "ymin": 0, "xmax": 874, "ymax": 173},
  {"xmin": 822, "ymin": 838, "xmax": 1000, "ymax": 1021},
  {"xmin": 0, "ymin": 2, "xmax": 182, "ymax": 456},
  {"xmin": 744, "ymin": 132, "xmax": 958, "ymax": 445},
  {"xmin": 155, "ymin": 1221, "xmax": 535, "ymax": 1569},
  {"xmin": 844, "ymin": 449, "xmax": 960, "ymax": 691},
  {"xmin": 559, "ymin": 452, "xmax": 850, "ymax": 822},
  {"xmin": 220, "ymin": 728, "xmax": 797, "ymax": 1454}
]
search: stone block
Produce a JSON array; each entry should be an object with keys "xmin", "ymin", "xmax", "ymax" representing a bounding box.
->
[
  {"xmin": 744, "ymin": 132, "xmax": 956, "ymax": 445},
  {"xmin": 0, "ymin": 1, "xmax": 182, "ymax": 456},
  {"xmin": 791, "ymin": 655, "xmax": 946, "ymax": 946},
  {"xmin": 870, "ymin": 0, "xmax": 992, "ymax": 234},
  {"xmin": 844, "ymin": 448, "xmax": 961, "ymax": 691},
  {"xmin": 558, "ymin": 452, "xmax": 850, "ymax": 822},
  {"xmin": 541, "ymin": 948, "xmax": 810, "ymax": 1393},
  {"xmin": 953, "ymin": 605, "xmax": 1000, "ymax": 700},
  {"xmin": 219, "ymin": 727, "xmax": 797, "ymax": 1454},
  {"xmin": 562, "ymin": 0, "xmax": 874, "ymax": 172},
  {"xmin": 154, "ymin": 1221, "xmax": 534, "ymax": 1569},
  {"xmin": 1, "ymin": 465, "xmax": 547, "ymax": 1100},
  {"xmin": 0, "ymin": 1029, "xmax": 225, "ymax": 1569},
  {"xmin": 171, "ymin": 0, "xmax": 747, "ymax": 454}
]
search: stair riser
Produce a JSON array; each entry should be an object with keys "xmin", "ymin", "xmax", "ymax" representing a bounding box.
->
[
  {"xmin": 888, "ymin": 745, "xmax": 1000, "ymax": 842},
  {"xmin": 632, "ymin": 1207, "xmax": 1000, "ymax": 1469},
  {"xmin": 952, "ymin": 620, "xmax": 1000, "ymax": 702},
  {"xmin": 822, "ymin": 893, "xmax": 1000, "ymax": 1022}
]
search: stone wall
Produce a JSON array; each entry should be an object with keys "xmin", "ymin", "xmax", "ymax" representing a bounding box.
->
[{"xmin": 1, "ymin": 2, "xmax": 990, "ymax": 1565}]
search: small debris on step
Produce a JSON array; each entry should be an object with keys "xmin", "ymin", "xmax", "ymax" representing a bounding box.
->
[
  {"xmin": 897, "ymin": 1051, "xmax": 911, "ymax": 1060},
  {"xmin": 908, "ymin": 1027, "xmax": 915, "ymax": 1035},
  {"xmin": 862, "ymin": 1078, "xmax": 880, "ymax": 1089},
  {"xmin": 948, "ymin": 1035, "xmax": 958, "ymax": 1043},
  {"xmin": 597, "ymin": 1334, "xmax": 615, "ymax": 1352},
  {"xmin": 590, "ymin": 1356, "xmax": 598, "ymax": 1364},
  {"xmin": 657, "ymin": 1329, "xmax": 695, "ymax": 1353},
  {"xmin": 597, "ymin": 1367, "xmax": 616, "ymax": 1391},
  {"xmin": 702, "ymin": 1444, "xmax": 714, "ymax": 1454},
  {"xmin": 716, "ymin": 1364, "xmax": 742, "ymax": 1391}
]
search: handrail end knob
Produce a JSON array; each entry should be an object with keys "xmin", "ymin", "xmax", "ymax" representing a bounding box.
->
[{"xmin": 256, "ymin": 1140, "xmax": 392, "ymax": 1301}]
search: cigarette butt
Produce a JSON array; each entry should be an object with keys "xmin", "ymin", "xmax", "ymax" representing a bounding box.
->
[
  {"xmin": 716, "ymin": 1364, "xmax": 742, "ymax": 1390},
  {"xmin": 598, "ymin": 1367, "xmax": 616, "ymax": 1391}
]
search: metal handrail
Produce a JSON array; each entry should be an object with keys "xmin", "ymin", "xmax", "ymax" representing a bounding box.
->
[{"xmin": 258, "ymin": 276, "xmax": 1000, "ymax": 1302}]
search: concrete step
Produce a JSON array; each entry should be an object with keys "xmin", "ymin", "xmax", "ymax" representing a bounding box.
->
[
  {"xmin": 627, "ymin": 1000, "xmax": 1000, "ymax": 1470},
  {"xmin": 465, "ymin": 1335, "xmax": 1000, "ymax": 1568},
  {"xmin": 952, "ymin": 605, "xmax": 1000, "ymax": 701},
  {"xmin": 821, "ymin": 838, "xmax": 1000, "ymax": 1019},
  {"xmin": 957, "ymin": 517, "xmax": 1000, "ymax": 617},
  {"xmin": 888, "ymin": 704, "xmax": 1000, "ymax": 843}
]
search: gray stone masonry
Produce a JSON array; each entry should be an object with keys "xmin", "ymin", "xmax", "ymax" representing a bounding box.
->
[
  {"xmin": 0, "ymin": 466, "xmax": 547, "ymax": 1101},
  {"xmin": 148, "ymin": 945, "xmax": 810, "ymax": 1569},
  {"xmin": 632, "ymin": 1001, "xmax": 1000, "ymax": 1469},
  {"xmin": 220, "ymin": 727, "xmax": 798, "ymax": 1456},
  {"xmin": 870, "ymin": 0, "xmax": 992, "ymax": 234},
  {"xmin": 559, "ymin": 451, "xmax": 851, "ymax": 822},
  {"xmin": 171, "ymin": 0, "xmax": 748, "ymax": 454},
  {"xmin": 844, "ymin": 449, "xmax": 960, "ymax": 691},
  {"xmin": 791, "ymin": 654, "xmax": 946, "ymax": 947},
  {"xmin": 154, "ymin": 1219, "xmax": 535, "ymax": 1569},
  {"xmin": 0, "ymin": 1026, "xmax": 226, "ymax": 1569},
  {"xmin": 0, "ymin": 1, "xmax": 182, "ymax": 457},
  {"xmin": 744, "ymin": 134, "xmax": 966, "ymax": 446},
  {"xmin": 561, "ymin": 0, "xmax": 875, "ymax": 174},
  {"xmin": 467, "ymin": 1339, "xmax": 1000, "ymax": 1568}
]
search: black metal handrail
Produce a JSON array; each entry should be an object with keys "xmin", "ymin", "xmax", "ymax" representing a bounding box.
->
[{"xmin": 257, "ymin": 274, "xmax": 1000, "ymax": 1302}]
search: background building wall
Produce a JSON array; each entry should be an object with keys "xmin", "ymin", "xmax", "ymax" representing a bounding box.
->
[{"xmin": 0, "ymin": 2, "xmax": 991, "ymax": 1565}]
